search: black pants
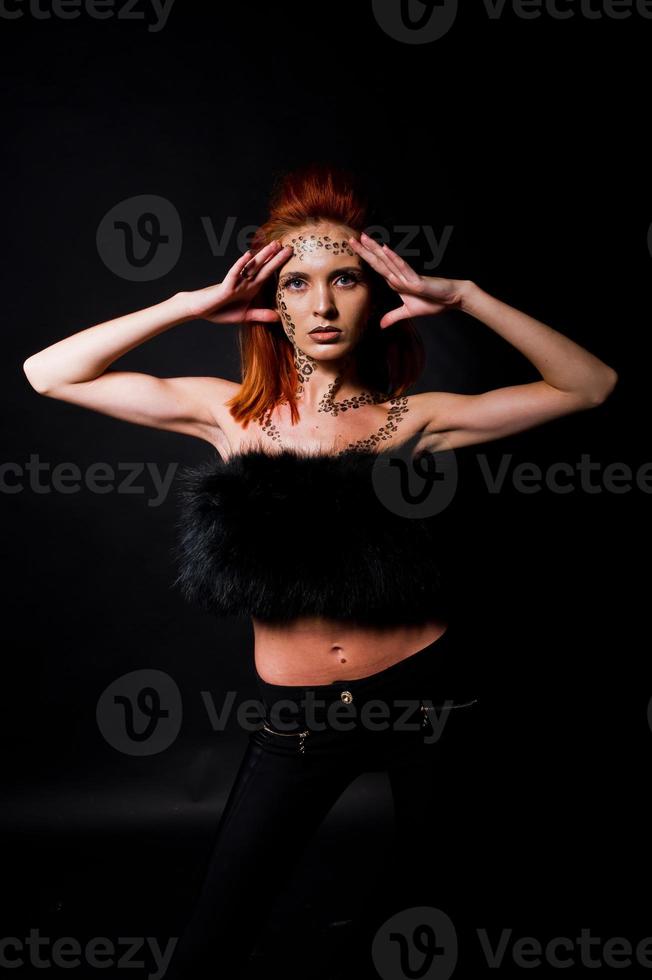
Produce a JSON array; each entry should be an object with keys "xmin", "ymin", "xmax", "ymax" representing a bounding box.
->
[{"xmin": 165, "ymin": 620, "xmax": 479, "ymax": 979}]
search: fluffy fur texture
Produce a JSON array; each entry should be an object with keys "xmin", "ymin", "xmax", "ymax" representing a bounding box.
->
[{"xmin": 170, "ymin": 435, "xmax": 451, "ymax": 626}]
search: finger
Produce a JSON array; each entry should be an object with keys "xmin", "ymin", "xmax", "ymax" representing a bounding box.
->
[
  {"xmin": 360, "ymin": 233, "xmax": 416, "ymax": 286},
  {"xmin": 254, "ymin": 244, "xmax": 292, "ymax": 280},
  {"xmin": 355, "ymin": 234, "xmax": 405, "ymax": 285},
  {"xmin": 379, "ymin": 305, "xmax": 410, "ymax": 329},
  {"xmin": 229, "ymin": 241, "xmax": 284, "ymax": 282},
  {"xmin": 250, "ymin": 239, "xmax": 284, "ymax": 265},
  {"xmin": 227, "ymin": 249, "xmax": 255, "ymax": 281},
  {"xmin": 242, "ymin": 243, "xmax": 292, "ymax": 284},
  {"xmin": 378, "ymin": 243, "xmax": 421, "ymax": 285},
  {"xmin": 243, "ymin": 308, "xmax": 281, "ymax": 323},
  {"xmin": 348, "ymin": 234, "xmax": 399, "ymax": 282}
]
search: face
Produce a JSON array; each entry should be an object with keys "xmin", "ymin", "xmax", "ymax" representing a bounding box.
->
[{"xmin": 274, "ymin": 223, "xmax": 374, "ymax": 362}]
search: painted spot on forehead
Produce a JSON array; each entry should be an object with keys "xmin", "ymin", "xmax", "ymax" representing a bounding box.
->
[{"xmin": 282, "ymin": 234, "xmax": 355, "ymax": 262}]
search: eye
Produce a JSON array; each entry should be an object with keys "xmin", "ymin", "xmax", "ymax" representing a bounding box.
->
[{"xmin": 282, "ymin": 273, "xmax": 362, "ymax": 291}]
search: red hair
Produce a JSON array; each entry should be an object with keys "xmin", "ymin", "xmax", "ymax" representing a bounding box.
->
[{"xmin": 226, "ymin": 162, "xmax": 425, "ymax": 427}]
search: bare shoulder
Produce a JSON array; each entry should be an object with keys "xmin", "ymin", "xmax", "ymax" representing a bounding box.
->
[
  {"xmin": 403, "ymin": 390, "xmax": 478, "ymax": 451},
  {"xmin": 403, "ymin": 391, "xmax": 451, "ymax": 434}
]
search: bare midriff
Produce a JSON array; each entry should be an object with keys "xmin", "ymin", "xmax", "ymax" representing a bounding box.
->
[{"xmin": 252, "ymin": 615, "xmax": 449, "ymax": 685}]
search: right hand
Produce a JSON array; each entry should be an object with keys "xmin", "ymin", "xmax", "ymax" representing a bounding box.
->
[{"xmin": 181, "ymin": 240, "xmax": 292, "ymax": 324}]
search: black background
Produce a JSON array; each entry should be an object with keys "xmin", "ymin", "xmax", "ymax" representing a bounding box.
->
[{"xmin": 2, "ymin": 1, "xmax": 649, "ymax": 976}]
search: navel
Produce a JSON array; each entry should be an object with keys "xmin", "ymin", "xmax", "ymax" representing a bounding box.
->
[{"xmin": 331, "ymin": 643, "xmax": 346, "ymax": 664}]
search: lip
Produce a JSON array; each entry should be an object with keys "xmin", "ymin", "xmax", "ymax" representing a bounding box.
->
[
  {"xmin": 309, "ymin": 326, "xmax": 342, "ymax": 336},
  {"xmin": 309, "ymin": 330, "xmax": 342, "ymax": 343}
]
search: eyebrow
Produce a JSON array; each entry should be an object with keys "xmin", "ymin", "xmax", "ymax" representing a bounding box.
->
[{"xmin": 278, "ymin": 265, "xmax": 364, "ymax": 283}]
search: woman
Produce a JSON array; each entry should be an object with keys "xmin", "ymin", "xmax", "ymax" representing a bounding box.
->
[{"xmin": 22, "ymin": 163, "xmax": 617, "ymax": 977}]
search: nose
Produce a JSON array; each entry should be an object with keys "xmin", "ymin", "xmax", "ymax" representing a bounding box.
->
[{"xmin": 313, "ymin": 283, "xmax": 338, "ymax": 321}]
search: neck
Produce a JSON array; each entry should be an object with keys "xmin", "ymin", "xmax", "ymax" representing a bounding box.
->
[
  {"xmin": 297, "ymin": 361, "xmax": 380, "ymax": 414},
  {"xmin": 293, "ymin": 352, "xmax": 374, "ymax": 412}
]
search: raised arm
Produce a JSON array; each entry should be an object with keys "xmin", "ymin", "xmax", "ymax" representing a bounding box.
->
[
  {"xmin": 348, "ymin": 234, "xmax": 618, "ymax": 452},
  {"xmin": 412, "ymin": 281, "xmax": 618, "ymax": 451},
  {"xmin": 22, "ymin": 240, "xmax": 291, "ymax": 444},
  {"xmin": 21, "ymin": 292, "xmax": 226, "ymax": 444}
]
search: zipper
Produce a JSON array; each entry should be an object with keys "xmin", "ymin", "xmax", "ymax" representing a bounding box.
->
[
  {"xmin": 262, "ymin": 721, "xmax": 311, "ymax": 754},
  {"xmin": 419, "ymin": 701, "xmax": 434, "ymax": 734},
  {"xmin": 420, "ymin": 698, "xmax": 480, "ymax": 730}
]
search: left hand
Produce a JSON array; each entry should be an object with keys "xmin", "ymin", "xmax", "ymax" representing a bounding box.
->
[{"xmin": 349, "ymin": 231, "xmax": 469, "ymax": 329}]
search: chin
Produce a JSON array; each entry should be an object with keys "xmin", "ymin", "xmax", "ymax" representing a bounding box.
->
[{"xmin": 306, "ymin": 343, "xmax": 354, "ymax": 361}]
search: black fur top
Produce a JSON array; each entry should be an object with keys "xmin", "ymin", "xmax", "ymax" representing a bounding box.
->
[{"xmin": 169, "ymin": 433, "xmax": 452, "ymax": 627}]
